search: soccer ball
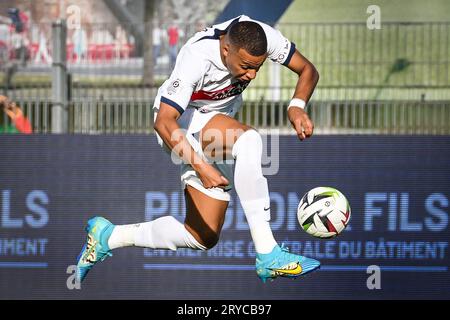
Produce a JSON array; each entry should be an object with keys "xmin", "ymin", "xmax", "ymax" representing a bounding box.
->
[{"xmin": 297, "ymin": 187, "xmax": 351, "ymax": 238}]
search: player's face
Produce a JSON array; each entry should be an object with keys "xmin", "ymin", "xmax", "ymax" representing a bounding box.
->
[{"xmin": 225, "ymin": 45, "xmax": 267, "ymax": 82}]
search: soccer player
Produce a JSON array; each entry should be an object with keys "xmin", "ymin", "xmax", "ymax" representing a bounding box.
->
[{"xmin": 76, "ymin": 15, "xmax": 320, "ymax": 283}]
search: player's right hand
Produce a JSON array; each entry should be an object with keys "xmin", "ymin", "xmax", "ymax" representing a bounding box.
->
[
  {"xmin": 288, "ymin": 107, "xmax": 314, "ymax": 141},
  {"xmin": 195, "ymin": 162, "xmax": 229, "ymax": 189}
]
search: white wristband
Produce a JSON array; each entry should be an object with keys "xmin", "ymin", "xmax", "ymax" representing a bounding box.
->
[{"xmin": 287, "ymin": 98, "xmax": 306, "ymax": 110}]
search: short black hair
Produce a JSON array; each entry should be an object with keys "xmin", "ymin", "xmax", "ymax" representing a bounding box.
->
[{"xmin": 228, "ymin": 21, "xmax": 267, "ymax": 56}]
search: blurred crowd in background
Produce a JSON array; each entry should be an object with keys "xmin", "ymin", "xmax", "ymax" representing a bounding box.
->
[{"xmin": 0, "ymin": 6, "xmax": 196, "ymax": 66}]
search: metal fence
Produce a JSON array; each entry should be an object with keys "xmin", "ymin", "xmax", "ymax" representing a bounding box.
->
[
  {"xmin": 6, "ymin": 98, "xmax": 449, "ymax": 135},
  {"xmin": 1, "ymin": 21, "xmax": 449, "ymax": 134}
]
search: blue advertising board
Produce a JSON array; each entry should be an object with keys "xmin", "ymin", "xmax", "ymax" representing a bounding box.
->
[{"xmin": 0, "ymin": 135, "xmax": 449, "ymax": 299}]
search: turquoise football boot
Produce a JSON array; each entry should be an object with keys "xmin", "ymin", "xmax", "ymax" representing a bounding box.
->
[
  {"xmin": 256, "ymin": 244, "xmax": 320, "ymax": 283},
  {"xmin": 76, "ymin": 216, "xmax": 115, "ymax": 283}
]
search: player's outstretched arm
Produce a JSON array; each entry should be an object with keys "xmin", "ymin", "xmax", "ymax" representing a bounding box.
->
[
  {"xmin": 154, "ymin": 103, "xmax": 229, "ymax": 188},
  {"xmin": 285, "ymin": 50, "xmax": 319, "ymax": 141}
]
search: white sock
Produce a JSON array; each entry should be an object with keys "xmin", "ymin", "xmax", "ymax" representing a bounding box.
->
[
  {"xmin": 232, "ymin": 130, "xmax": 277, "ymax": 254},
  {"xmin": 107, "ymin": 223, "xmax": 140, "ymax": 250},
  {"xmin": 108, "ymin": 216, "xmax": 207, "ymax": 251}
]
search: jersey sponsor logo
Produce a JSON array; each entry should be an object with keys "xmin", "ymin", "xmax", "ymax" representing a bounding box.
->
[{"xmin": 191, "ymin": 81, "xmax": 249, "ymax": 101}]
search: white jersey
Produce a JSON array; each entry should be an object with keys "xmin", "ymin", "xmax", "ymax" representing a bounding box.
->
[{"xmin": 155, "ymin": 15, "xmax": 296, "ymax": 116}]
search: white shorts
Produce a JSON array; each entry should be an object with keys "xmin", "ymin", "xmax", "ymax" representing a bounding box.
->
[{"xmin": 153, "ymin": 98, "xmax": 241, "ymax": 202}]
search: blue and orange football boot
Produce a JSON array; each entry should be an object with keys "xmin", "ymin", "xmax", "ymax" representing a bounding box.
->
[
  {"xmin": 256, "ymin": 244, "xmax": 320, "ymax": 283},
  {"xmin": 75, "ymin": 216, "xmax": 115, "ymax": 283}
]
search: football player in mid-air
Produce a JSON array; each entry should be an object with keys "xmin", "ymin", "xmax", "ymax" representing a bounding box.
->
[{"xmin": 76, "ymin": 15, "xmax": 320, "ymax": 283}]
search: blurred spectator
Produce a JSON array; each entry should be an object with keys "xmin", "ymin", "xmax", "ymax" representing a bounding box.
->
[
  {"xmin": 8, "ymin": 8, "xmax": 25, "ymax": 33},
  {"xmin": 90, "ymin": 29, "xmax": 114, "ymax": 61},
  {"xmin": 72, "ymin": 26, "xmax": 88, "ymax": 63},
  {"xmin": 167, "ymin": 23, "xmax": 179, "ymax": 69},
  {"xmin": 34, "ymin": 29, "xmax": 52, "ymax": 64},
  {"xmin": 7, "ymin": 7, "xmax": 30, "ymax": 66},
  {"xmin": 0, "ymin": 95, "xmax": 32, "ymax": 134},
  {"xmin": 0, "ymin": 23, "xmax": 9, "ymax": 66},
  {"xmin": 153, "ymin": 22, "xmax": 162, "ymax": 65},
  {"xmin": 114, "ymin": 25, "xmax": 128, "ymax": 60}
]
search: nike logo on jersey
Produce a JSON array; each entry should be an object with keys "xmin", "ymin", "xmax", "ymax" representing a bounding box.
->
[{"xmin": 264, "ymin": 207, "xmax": 270, "ymax": 211}]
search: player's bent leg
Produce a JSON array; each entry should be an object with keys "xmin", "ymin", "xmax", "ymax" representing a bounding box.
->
[
  {"xmin": 129, "ymin": 215, "xmax": 207, "ymax": 250},
  {"xmin": 200, "ymin": 115, "xmax": 277, "ymax": 252},
  {"xmin": 200, "ymin": 114, "xmax": 320, "ymax": 282},
  {"xmin": 75, "ymin": 212, "xmax": 213, "ymax": 282},
  {"xmin": 76, "ymin": 192, "xmax": 226, "ymax": 283},
  {"xmin": 184, "ymin": 185, "xmax": 229, "ymax": 249},
  {"xmin": 106, "ymin": 186, "xmax": 229, "ymax": 253}
]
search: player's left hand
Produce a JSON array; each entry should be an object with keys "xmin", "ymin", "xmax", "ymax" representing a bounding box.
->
[{"xmin": 288, "ymin": 107, "xmax": 314, "ymax": 141}]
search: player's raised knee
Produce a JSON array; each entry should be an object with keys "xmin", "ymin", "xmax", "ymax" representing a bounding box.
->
[{"xmin": 232, "ymin": 129, "xmax": 263, "ymax": 159}]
